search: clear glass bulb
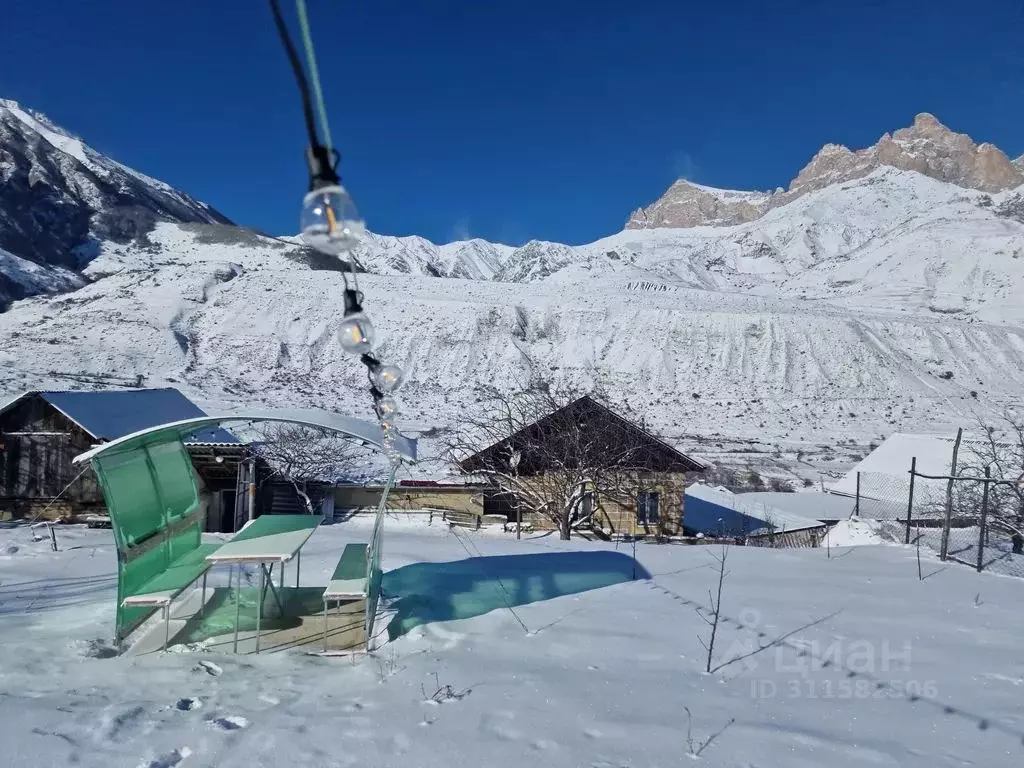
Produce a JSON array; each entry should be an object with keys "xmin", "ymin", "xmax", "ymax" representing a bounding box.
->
[
  {"xmin": 337, "ymin": 312, "xmax": 375, "ymax": 354},
  {"xmin": 300, "ymin": 185, "xmax": 366, "ymax": 255},
  {"xmin": 371, "ymin": 364, "xmax": 404, "ymax": 393},
  {"xmin": 386, "ymin": 448, "xmax": 402, "ymax": 468},
  {"xmin": 376, "ymin": 396, "xmax": 398, "ymax": 418}
]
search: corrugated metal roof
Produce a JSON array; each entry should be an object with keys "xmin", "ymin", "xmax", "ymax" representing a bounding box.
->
[
  {"xmin": 685, "ymin": 483, "xmax": 827, "ymax": 534},
  {"xmin": 34, "ymin": 388, "xmax": 238, "ymax": 444}
]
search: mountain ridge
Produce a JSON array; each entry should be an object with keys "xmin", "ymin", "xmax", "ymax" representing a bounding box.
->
[
  {"xmin": 1, "ymin": 103, "xmax": 1023, "ymax": 480},
  {"xmin": 0, "ymin": 98, "xmax": 231, "ymax": 308},
  {"xmin": 627, "ymin": 112, "xmax": 1024, "ymax": 230}
]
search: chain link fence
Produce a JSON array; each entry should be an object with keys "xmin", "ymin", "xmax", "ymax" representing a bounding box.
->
[{"xmin": 856, "ymin": 466, "xmax": 1024, "ymax": 579}]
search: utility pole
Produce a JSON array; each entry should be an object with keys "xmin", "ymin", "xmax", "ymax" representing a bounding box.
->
[{"xmin": 247, "ymin": 457, "xmax": 257, "ymax": 521}]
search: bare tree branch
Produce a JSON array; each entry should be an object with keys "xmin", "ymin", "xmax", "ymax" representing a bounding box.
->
[
  {"xmin": 250, "ymin": 423, "xmax": 365, "ymax": 515},
  {"xmin": 447, "ymin": 382, "xmax": 689, "ymax": 540}
]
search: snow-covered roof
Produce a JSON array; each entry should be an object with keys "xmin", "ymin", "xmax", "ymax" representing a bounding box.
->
[
  {"xmin": 737, "ymin": 491, "xmax": 856, "ymax": 521},
  {"xmin": 685, "ymin": 483, "xmax": 827, "ymax": 535},
  {"xmin": 828, "ymin": 432, "xmax": 989, "ymax": 498}
]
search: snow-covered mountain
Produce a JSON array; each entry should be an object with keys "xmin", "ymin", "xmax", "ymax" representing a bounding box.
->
[
  {"xmin": 1, "ymin": 105, "xmax": 1023, "ymax": 481},
  {"xmin": 626, "ymin": 113, "xmax": 1024, "ymax": 229},
  {"xmin": 0, "ymin": 99, "xmax": 230, "ymax": 308}
]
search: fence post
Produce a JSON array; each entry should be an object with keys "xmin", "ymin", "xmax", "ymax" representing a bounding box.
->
[
  {"xmin": 905, "ymin": 457, "xmax": 916, "ymax": 545},
  {"xmin": 976, "ymin": 467, "xmax": 990, "ymax": 573},
  {"xmin": 855, "ymin": 472, "xmax": 861, "ymax": 517},
  {"xmin": 940, "ymin": 427, "xmax": 964, "ymax": 561}
]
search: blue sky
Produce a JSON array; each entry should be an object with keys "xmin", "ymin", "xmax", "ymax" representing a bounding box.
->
[{"xmin": 2, "ymin": 0, "xmax": 1021, "ymax": 246}]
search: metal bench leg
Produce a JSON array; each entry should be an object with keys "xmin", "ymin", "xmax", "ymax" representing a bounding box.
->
[
  {"xmin": 297, "ymin": 550, "xmax": 301, "ymax": 588},
  {"xmin": 163, "ymin": 604, "xmax": 170, "ymax": 652},
  {"xmin": 263, "ymin": 562, "xmax": 285, "ymax": 616},
  {"xmin": 323, "ymin": 598, "xmax": 329, "ymax": 652},
  {"xmin": 200, "ymin": 571, "xmax": 208, "ymax": 618},
  {"xmin": 232, "ymin": 564, "xmax": 241, "ymax": 654},
  {"xmin": 255, "ymin": 563, "xmax": 265, "ymax": 654}
]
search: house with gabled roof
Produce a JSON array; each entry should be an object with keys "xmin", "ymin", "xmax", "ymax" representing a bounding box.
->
[
  {"xmin": 333, "ymin": 395, "xmax": 706, "ymax": 536},
  {"xmin": 457, "ymin": 395, "xmax": 706, "ymax": 537},
  {"xmin": 0, "ymin": 387, "xmax": 245, "ymax": 528}
]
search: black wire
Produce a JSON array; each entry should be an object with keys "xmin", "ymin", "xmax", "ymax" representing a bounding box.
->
[{"xmin": 269, "ymin": 0, "xmax": 320, "ymax": 150}]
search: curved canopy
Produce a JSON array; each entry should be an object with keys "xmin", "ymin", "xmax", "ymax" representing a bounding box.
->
[{"xmin": 73, "ymin": 407, "xmax": 417, "ymax": 465}]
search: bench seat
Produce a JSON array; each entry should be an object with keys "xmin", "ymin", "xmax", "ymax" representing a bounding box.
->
[
  {"xmin": 121, "ymin": 543, "xmax": 221, "ymax": 607},
  {"xmin": 323, "ymin": 543, "xmax": 368, "ymax": 599}
]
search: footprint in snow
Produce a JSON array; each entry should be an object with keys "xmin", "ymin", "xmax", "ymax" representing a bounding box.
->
[
  {"xmin": 139, "ymin": 746, "xmax": 192, "ymax": 768},
  {"xmin": 174, "ymin": 698, "xmax": 202, "ymax": 712},
  {"xmin": 209, "ymin": 715, "xmax": 249, "ymax": 731},
  {"xmin": 80, "ymin": 638, "xmax": 118, "ymax": 659}
]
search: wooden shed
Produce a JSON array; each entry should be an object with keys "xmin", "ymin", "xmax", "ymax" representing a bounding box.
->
[{"xmin": 0, "ymin": 388, "xmax": 241, "ymax": 523}]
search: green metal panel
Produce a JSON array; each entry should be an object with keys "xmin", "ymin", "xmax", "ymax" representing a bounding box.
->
[
  {"xmin": 96, "ymin": 449, "xmax": 164, "ymax": 548},
  {"xmin": 92, "ymin": 434, "xmax": 206, "ymax": 646},
  {"xmin": 331, "ymin": 544, "xmax": 368, "ymax": 581},
  {"xmin": 228, "ymin": 513, "xmax": 323, "ymax": 542},
  {"xmin": 148, "ymin": 440, "xmax": 199, "ymax": 521},
  {"xmin": 365, "ymin": 466, "xmax": 395, "ymax": 643}
]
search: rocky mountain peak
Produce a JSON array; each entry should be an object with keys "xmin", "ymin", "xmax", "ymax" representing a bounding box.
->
[
  {"xmin": 629, "ymin": 113, "xmax": 1024, "ymax": 230},
  {"xmin": 625, "ymin": 180, "xmax": 772, "ymax": 230},
  {"xmin": 0, "ymin": 100, "xmax": 230, "ymax": 265},
  {"xmin": 792, "ymin": 113, "xmax": 1021, "ymax": 195}
]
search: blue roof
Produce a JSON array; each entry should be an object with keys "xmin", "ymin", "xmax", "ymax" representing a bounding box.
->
[{"xmin": 37, "ymin": 388, "xmax": 238, "ymax": 444}]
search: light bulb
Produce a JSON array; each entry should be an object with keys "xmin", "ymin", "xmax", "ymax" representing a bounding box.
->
[
  {"xmin": 376, "ymin": 396, "xmax": 398, "ymax": 418},
  {"xmin": 337, "ymin": 313, "xmax": 375, "ymax": 354},
  {"xmin": 300, "ymin": 185, "xmax": 365, "ymax": 255},
  {"xmin": 371, "ymin": 364, "xmax": 404, "ymax": 393}
]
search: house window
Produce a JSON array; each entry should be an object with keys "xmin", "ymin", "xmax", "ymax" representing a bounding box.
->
[{"xmin": 637, "ymin": 491, "xmax": 659, "ymax": 524}]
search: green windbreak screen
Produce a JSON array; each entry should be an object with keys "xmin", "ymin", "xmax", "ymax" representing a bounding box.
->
[
  {"xmin": 149, "ymin": 440, "xmax": 199, "ymax": 521},
  {"xmin": 93, "ymin": 436, "xmax": 203, "ymax": 643},
  {"xmin": 98, "ymin": 449, "xmax": 164, "ymax": 548}
]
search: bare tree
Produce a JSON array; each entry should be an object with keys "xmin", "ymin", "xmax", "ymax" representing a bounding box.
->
[
  {"xmin": 251, "ymin": 423, "xmax": 363, "ymax": 514},
  {"xmin": 696, "ymin": 541, "xmax": 729, "ymax": 673},
  {"xmin": 963, "ymin": 413, "xmax": 1024, "ymax": 555},
  {"xmin": 449, "ymin": 383, "xmax": 687, "ymax": 540},
  {"xmin": 684, "ymin": 707, "xmax": 735, "ymax": 758}
]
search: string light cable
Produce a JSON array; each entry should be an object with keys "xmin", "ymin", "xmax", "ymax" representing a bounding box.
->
[{"xmin": 270, "ymin": 0, "xmax": 405, "ymax": 465}]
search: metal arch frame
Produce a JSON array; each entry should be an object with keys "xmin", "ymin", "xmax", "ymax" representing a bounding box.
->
[{"xmin": 72, "ymin": 407, "xmax": 416, "ymax": 465}]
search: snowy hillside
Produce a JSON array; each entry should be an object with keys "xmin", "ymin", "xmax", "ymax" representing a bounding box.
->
[
  {"xmin": 2, "ymin": 215, "xmax": 1023, "ymax": 482},
  {"xmin": 1, "ymin": 106, "xmax": 1023, "ymax": 480}
]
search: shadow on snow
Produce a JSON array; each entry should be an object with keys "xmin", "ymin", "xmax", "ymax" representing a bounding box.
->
[{"xmin": 382, "ymin": 550, "xmax": 648, "ymax": 639}]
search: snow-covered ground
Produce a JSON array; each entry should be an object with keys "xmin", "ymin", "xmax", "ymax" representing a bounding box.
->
[{"xmin": 2, "ymin": 518, "xmax": 1023, "ymax": 767}]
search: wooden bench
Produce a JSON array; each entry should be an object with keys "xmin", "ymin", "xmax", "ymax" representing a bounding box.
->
[{"xmin": 322, "ymin": 543, "xmax": 368, "ymax": 650}]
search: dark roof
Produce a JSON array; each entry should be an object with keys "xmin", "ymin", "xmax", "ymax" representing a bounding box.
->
[
  {"xmin": 460, "ymin": 394, "xmax": 705, "ymax": 475},
  {"xmin": 2, "ymin": 388, "xmax": 238, "ymax": 444}
]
